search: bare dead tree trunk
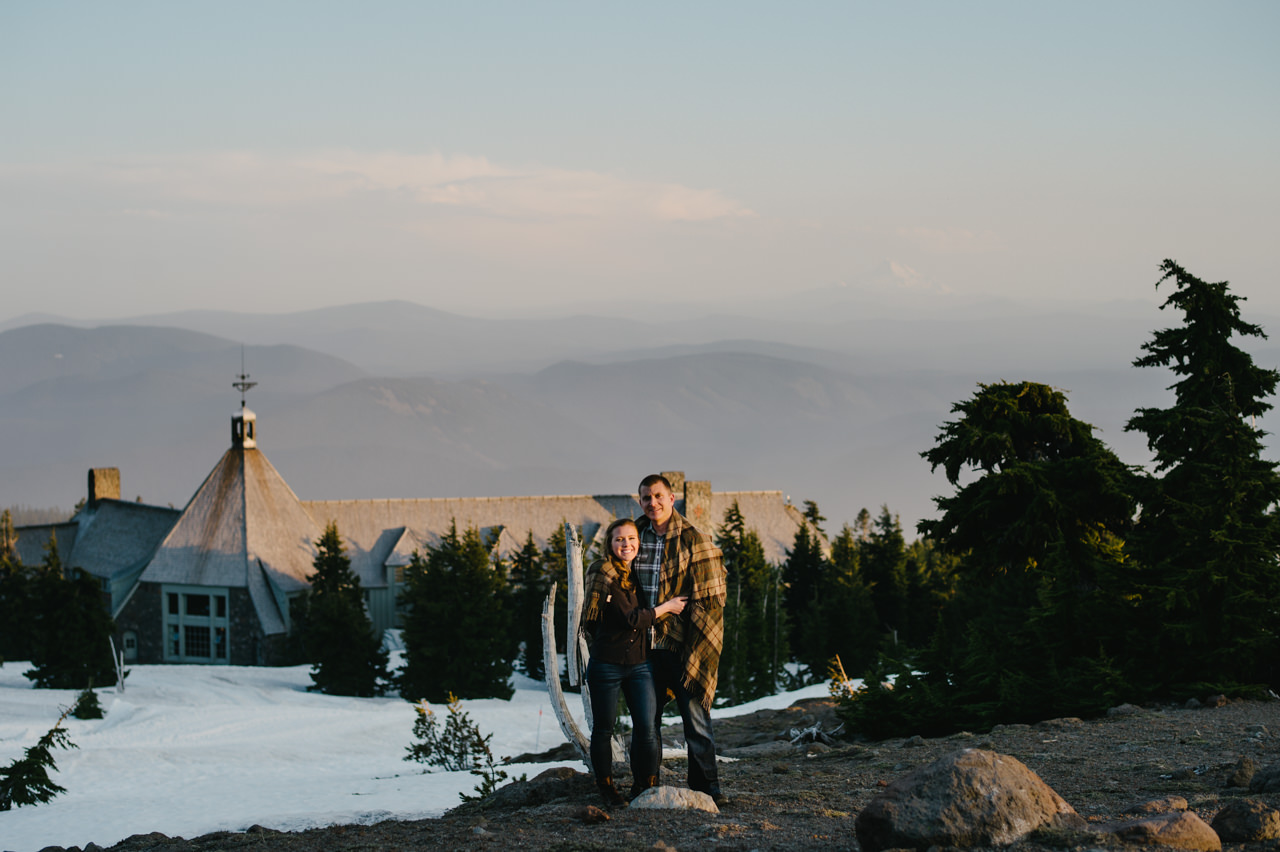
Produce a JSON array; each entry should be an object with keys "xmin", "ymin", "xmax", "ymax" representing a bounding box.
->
[
  {"xmin": 541, "ymin": 582, "xmax": 589, "ymax": 766},
  {"xmin": 565, "ymin": 523, "xmax": 588, "ymax": 687}
]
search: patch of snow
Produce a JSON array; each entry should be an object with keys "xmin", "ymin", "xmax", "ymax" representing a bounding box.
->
[{"xmin": 0, "ymin": 658, "xmax": 832, "ymax": 852}]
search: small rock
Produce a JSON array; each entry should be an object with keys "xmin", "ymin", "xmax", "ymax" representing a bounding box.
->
[
  {"xmin": 1211, "ymin": 799, "xmax": 1280, "ymax": 841},
  {"xmin": 806, "ymin": 742, "xmax": 831, "ymax": 755},
  {"xmin": 1123, "ymin": 796, "xmax": 1189, "ymax": 814},
  {"xmin": 631, "ymin": 786, "xmax": 719, "ymax": 813},
  {"xmin": 576, "ymin": 805, "xmax": 611, "ymax": 824},
  {"xmin": 1108, "ymin": 703, "xmax": 1145, "ymax": 717},
  {"xmin": 1036, "ymin": 717, "xmax": 1084, "ymax": 729},
  {"xmin": 532, "ymin": 766, "xmax": 580, "ymax": 782},
  {"xmin": 472, "ymin": 826, "xmax": 491, "ymax": 835},
  {"xmin": 1249, "ymin": 763, "xmax": 1280, "ymax": 793},
  {"xmin": 1227, "ymin": 757, "xmax": 1260, "ymax": 788},
  {"xmin": 1172, "ymin": 767, "xmax": 1197, "ymax": 781},
  {"xmin": 773, "ymin": 763, "xmax": 790, "ymax": 773},
  {"xmin": 1244, "ymin": 724, "xmax": 1270, "ymax": 738},
  {"xmin": 1105, "ymin": 811, "xmax": 1222, "ymax": 850},
  {"xmin": 902, "ymin": 735, "xmax": 926, "ymax": 748},
  {"xmin": 1205, "ymin": 694, "xmax": 1229, "ymax": 707},
  {"xmin": 1184, "ymin": 698, "xmax": 1202, "ymax": 709}
]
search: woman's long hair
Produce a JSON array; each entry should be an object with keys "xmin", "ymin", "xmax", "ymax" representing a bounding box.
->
[{"xmin": 602, "ymin": 517, "xmax": 639, "ymax": 592}]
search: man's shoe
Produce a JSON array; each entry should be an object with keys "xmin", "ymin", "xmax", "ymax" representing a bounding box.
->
[{"xmin": 706, "ymin": 785, "xmax": 729, "ymax": 807}]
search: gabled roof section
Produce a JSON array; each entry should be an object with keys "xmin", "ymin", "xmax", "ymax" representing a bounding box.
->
[
  {"xmin": 68, "ymin": 500, "xmax": 181, "ymax": 582},
  {"xmin": 141, "ymin": 446, "xmax": 321, "ymax": 634},
  {"xmin": 12, "ymin": 521, "xmax": 79, "ymax": 570},
  {"xmin": 302, "ymin": 490, "xmax": 807, "ymax": 589}
]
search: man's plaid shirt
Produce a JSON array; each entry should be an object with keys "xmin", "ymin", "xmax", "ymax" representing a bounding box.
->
[{"xmin": 635, "ymin": 524, "xmax": 665, "ymax": 611}]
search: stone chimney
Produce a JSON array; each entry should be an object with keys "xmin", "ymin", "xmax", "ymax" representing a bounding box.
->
[
  {"xmin": 88, "ymin": 467, "xmax": 121, "ymax": 504},
  {"xmin": 661, "ymin": 470, "xmax": 686, "ymax": 494},
  {"xmin": 683, "ymin": 479, "xmax": 712, "ymax": 530}
]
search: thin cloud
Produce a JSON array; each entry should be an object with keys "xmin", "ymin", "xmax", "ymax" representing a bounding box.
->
[{"xmin": 7, "ymin": 151, "xmax": 754, "ymax": 224}]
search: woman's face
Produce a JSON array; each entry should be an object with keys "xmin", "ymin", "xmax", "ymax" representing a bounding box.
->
[{"xmin": 610, "ymin": 524, "xmax": 639, "ymax": 564}]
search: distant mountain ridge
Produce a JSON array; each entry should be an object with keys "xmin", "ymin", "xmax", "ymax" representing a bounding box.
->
[{"xmin": 2, "ymin": 306, "xmax": 1276, "ymax": 535}]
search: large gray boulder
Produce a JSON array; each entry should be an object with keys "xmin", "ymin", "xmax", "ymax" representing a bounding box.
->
[
  {"xmin": 1211, "ymin": 799, "xmax": 1280, "ymax": 842},
  {"xmin": 854, "ymin": 748, "xmax": 1083, "ymax": 851},
  {"xmin": 1249, "ymin": 763, "xmax": 1280, "ymax": 793}
]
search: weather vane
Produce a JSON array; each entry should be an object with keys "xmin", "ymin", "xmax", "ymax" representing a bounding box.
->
[{"xmin": 232, "ymin": 344, "xmax": 257, "ymax": 409}]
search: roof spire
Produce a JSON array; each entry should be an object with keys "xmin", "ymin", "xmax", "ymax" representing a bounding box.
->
[
  {"xmin": 231, "ymin": 345, "xmax": 258, "ymax": 449},
  {"xmin": 232, "ymin": 344, "xmax": 257, "ymax": 409}
]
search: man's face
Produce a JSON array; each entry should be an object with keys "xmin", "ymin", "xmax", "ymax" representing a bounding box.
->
[{"xmin": 639, "ymin": 481, "xmax": 675, "ymax": 528}]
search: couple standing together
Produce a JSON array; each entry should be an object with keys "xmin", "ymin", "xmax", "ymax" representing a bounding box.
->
[{"xmin": 580, "ymin": 474, "xmax": 728, "ymax": 808}]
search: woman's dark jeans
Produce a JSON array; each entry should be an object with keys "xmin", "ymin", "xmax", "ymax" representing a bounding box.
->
[{"xmin": 585, "ymin": 659, "xmax": 660, "ymax": 783}]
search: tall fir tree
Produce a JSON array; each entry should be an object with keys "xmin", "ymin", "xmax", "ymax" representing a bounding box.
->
[
  {"xmin": 25, "ymin": 532, "xmax": 117, "ymax": 690},
  {"xmin": 716, "ymin": 503, "xmax": 787, "ymax": 704},
  {"xmin": 781, "ymin": 506, "xmax": 830, "ymax": 682},
  {"xmin": 817, "ymin": 523, "xmax": 880, "ymax": 676},
  {"xmin": 913, "ymin": 381, "xmax": 1138, "ymax": 729},
  {"xmin": 541, "ymin": 523, "xmax": 571, "ymax": 663},
  {"xmin": 508, "ymin": 532, "xmax": 548, "ymax": 680},
  {"xmin": 841, "ymin": 381, "xmax": 1138, "ymax": 737},
  {"xmin": 861, "ymin": 506, "xmax": 909, "ymax": 647},
  {"xmin": 293, "ymin": 522, "xmax": 389, "ymax": 697},
  {"xmin": 0, "ymin": 510, "xmax": 36, "ymax": 664},
  {"xmin": 399, "ymin": 522, "xmax": 516, "ymax": 702},
  {"xmin": 1125, "ymin": 260, "xmax": 1280, "ymax": 691}
]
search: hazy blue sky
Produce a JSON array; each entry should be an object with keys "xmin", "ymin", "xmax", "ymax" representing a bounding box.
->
[{"xmin": 3, "ymin": 1, "xmax": 1277, "ymax": 319}]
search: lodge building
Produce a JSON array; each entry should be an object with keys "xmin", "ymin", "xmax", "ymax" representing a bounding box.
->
[{"xmin": 14, "ymin": 405, "xmax": 815, "ymax": 666}]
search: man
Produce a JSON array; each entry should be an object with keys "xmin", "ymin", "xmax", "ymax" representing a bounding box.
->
[{"xmin": 633, "ymin": 473, "xmax": 728, "ymax": 806}]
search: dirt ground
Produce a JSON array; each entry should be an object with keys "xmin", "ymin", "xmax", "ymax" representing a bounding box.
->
[{"xmin": 77, "ymin": 697, "xmax": 1280, "ymax": 851}]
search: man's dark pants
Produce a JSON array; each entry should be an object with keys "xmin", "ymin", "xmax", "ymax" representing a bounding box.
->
[{"xmin": 649, "ymin": 648, "xmax": 719, "ymax": 791}]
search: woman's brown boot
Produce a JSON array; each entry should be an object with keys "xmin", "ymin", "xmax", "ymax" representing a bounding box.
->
[
  {"xmin": 597, "ymin": 777, "xmax": 626, "ymax": 806},
  {"xmin": 628, "ymin": 774, "xmax": 659, "ymax": 801}
]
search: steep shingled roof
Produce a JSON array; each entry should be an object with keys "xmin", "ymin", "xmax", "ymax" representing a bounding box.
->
[{"xmin": 141, "ymin": 446, "xmax": 321, "ymax": 635}]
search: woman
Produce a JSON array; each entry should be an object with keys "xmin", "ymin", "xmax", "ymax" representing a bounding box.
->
[{"xmin": 581, "ymin": 517, "xmax": 687, "ymax": 806}]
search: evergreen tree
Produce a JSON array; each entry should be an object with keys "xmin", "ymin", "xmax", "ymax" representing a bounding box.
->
[
  {"xmin": 26, "ymin": 533, "xmax": 117, "ymax": 690},
  {"xmin": 541, "ymin": 523, "xmax": 571, "ymax": 657},
  {"xmin": 898, "ymin": 537, "xmax": 960, "ymax": 648},
  {"xmin": 861, "ymin": 506, "xmax": 909, "ymax": 647},
  {"xmin": 845, "ymin": 382, "xmax": 1138, "ymax": 737},
  {"xmin": 293, "ymin": 522, "xmax": 389, "ymax": 697},
  {"xmin": 0, "ymin": 707, "xmax": 76, "ymax": 810},
  {"xmin": 916, "ymin": 381, "xmax": 1138, "ymax": 728},
  {"xmin": 399, "ymin": 522, "xmax": 515, "ymax": 702},
  {"xmin": 71, "ymin": 685, "xmax": 104, "ymax": 720},
  {"xmin": 0, "ymin": 510, "xmax": 36, "ymax": 664},
  {"xmin": 782, "ymin": 516, "xmax": 828, "ymax": 682},
  {"xmin": 816, "ymin": 523, "xmax": 880, "ymax": 675},
  {"xmin": 508, "ymin": 533, "xmax": 548, "ymax": 680},
  {"xmin": 715, "ymin": 503, "xmax": 786, "ymax": 703},
  {"xmin": 1125, "ymin": 260, "xmax": 1280, "ymax": 691}
]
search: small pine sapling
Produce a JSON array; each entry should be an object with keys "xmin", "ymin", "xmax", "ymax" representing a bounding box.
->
[
  {"xmin": 405, "ymin": 693, "xmax": 490, "ymax": 771},
  {"xmin": 0, "ymin": 707, "xmax": 77, "ymax": 810},
  {"xmin": 71, "ymin": 684, "xmax": 104, "ymax": 720}
]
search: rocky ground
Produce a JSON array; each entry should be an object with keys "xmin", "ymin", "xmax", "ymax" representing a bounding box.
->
[{"xmin": 65, "ymin": 696, "xmax": 1280, "ymax": 851}]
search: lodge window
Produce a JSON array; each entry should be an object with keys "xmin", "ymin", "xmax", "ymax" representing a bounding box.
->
[{"xmin": 162, "ymin": 585, "xmax": 230, "ymax": 663}]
